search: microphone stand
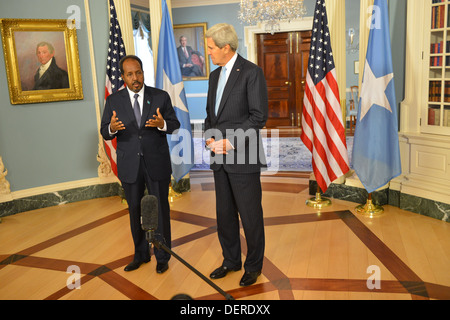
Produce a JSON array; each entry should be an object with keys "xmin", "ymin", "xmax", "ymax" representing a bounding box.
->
[{"xmin": 146, "ymin": 231, "xmax": 235, "ymax": 301}]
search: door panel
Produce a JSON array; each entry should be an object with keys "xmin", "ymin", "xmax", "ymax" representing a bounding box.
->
[{"xmin": 257, "ymin": 31, "xmax": 311, "ymax": 128}]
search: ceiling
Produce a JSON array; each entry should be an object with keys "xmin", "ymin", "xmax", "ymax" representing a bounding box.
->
[{"xmin": 130, "ymin": 0, "xmax": 239, "ymax": 9}]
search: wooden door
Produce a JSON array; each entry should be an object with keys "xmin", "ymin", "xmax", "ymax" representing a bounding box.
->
[{"xmin": 256, "ymin": 31, "xmax": 311, "ymax": 128}]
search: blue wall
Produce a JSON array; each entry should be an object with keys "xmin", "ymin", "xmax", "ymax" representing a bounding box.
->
[
  {"xmin": 346, "ymin": 0, "xmax": 360, "ymax": 88},
  {"xmin": 0, "ymin": 0, "xmax": 109, "ymax": 191}
]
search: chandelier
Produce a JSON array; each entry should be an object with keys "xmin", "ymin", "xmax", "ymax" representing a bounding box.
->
[
  {"xmin": 238, "ymin": 0, "xmax": 307, "ymax": 34},
  {"xmin": 346, "ymin": 28, "xmax": 359, "ymax": 54}
]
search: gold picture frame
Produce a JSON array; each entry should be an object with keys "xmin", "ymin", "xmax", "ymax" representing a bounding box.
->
[
  {"xmin": 173, "ymin": 23, "xmax": 210, "ymax": 81},
  {"xmin": 0, "ymin": 18, "xmax": 83, "ymax": 105}
]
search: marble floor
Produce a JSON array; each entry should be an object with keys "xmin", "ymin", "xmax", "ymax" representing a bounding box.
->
[{"xmin": 0, "ymin": 170, "xmax": 449, "ymax": 303}]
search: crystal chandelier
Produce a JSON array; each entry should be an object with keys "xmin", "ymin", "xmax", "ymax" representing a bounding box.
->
[
  {"xmin": 238, "ymin": 0, "xmax": 307, "ymax": 34},
  {"xmin": 346, "ymin": 28, "xmax": 359, "ymax": 54}
]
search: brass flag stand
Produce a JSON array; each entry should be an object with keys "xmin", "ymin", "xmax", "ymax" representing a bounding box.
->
[
  {"xmin": 306, "ymin": 186, "xmax": 332, "ymax": 210},
  {"xmin": 169, "ymin": 183, "xmax": 182, "ymax": 203},
  {"xmin": 355, "ymin": 193, "xmax": 384, "ymax": 218}
]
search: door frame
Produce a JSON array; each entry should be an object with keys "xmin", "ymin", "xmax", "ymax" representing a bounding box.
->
[{"xmin": 243, "ymin": 18, "xmax": 314, "ymax": 65}]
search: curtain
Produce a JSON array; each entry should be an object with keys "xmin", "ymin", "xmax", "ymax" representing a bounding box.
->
[{"xmin": 132, "ymin": 11, "xmax": 155, "ymax": 87}]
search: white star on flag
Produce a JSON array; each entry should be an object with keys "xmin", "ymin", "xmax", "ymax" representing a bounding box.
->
[
  {"xmin": 163, "ymin": 71, "xmax": 188, "ymax": 113},
  {"xmin": 359, "ymin": 60, "xmax": 394, "ymax": 121}
]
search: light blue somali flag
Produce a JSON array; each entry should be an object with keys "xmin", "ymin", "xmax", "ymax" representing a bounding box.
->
[
  {"xmin": 155, "ymin": 0, "xmax": 194, "ymax": 182},
  {"xmin": 352, "ymin": 0, "xmax": 401, "ymax": 194}
]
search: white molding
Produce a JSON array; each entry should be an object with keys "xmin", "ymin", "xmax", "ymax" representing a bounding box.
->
[
  {"xmin": 244, "ymin": 17, "xmax": 314, "ymax": 64},
  {"xmin": 395, "ymin": 133, "xmax": 450, "ymax": 205},
  {"xmin": 131, "ymin": 0, "xmax": 239, "ymax": 9},
  {"xmin": 399, "ymin": 0, "xmax": 425, "ymax": 134},
  {"xmin": 85, "ymin": 0, "xmax": 103, "ymax": 139},
  {"xmin": 171, "ymin": 0, "xmax": 239, "ymax": 8}
]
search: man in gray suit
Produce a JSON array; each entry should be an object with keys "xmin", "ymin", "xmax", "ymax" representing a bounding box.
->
[{"xmin": 204, "ymin": 23, "xmax": 268, "ymax": 287}]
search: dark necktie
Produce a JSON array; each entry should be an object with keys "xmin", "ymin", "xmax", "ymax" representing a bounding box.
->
[{"xmin": 133, "ymin": 93, "xmax": 141, "ymax": 125}]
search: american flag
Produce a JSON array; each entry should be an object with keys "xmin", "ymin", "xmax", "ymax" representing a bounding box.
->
[
  {"xmin": 103, "ymin": 0, "xmax": 126, "ymax": 177},
  {"xmin": 300, "ymin": 0, "xmax": 350, "ymax": 193}
]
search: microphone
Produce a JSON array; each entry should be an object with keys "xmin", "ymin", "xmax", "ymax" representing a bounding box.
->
[
  {"xmin": 138, "ymin": 194, "xmax": 234, "ymax": 300},
  {"xmin": 141, "ymin": 195, "xmax": 158, "ymax": 232}
]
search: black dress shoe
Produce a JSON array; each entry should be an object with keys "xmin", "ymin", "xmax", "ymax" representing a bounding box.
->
[
  {"xmin": 124, "ymin": 259, "xmax": 149, "ymax": 272},
  {"xmin": 156, "ymin": 262, "xmax": 169, "ymax": 274},
  {"xmin": 210, "ymin": 265, "xmax": 241, "ymax": 279},
  {"xmin": 239, "ymin": 271, "xmax": 261, "ymax": 287}
]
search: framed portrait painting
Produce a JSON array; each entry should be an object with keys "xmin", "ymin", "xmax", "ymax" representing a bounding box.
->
[
  {"xmin": 0, "ymin": 19, "xmax": 83, "ymax": 105},
  {"xmin": 173, "ymin": 23, "xmax": 210, "ymax": 81}
]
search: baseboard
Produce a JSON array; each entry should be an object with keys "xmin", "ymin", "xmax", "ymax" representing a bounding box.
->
[
  {"xmin": 308, "ymin": 180, "xmax": 450, "ymax": 223},
  {"xmin": 0, "ymin": 177, "xmax": 121, "ymax": 218}
]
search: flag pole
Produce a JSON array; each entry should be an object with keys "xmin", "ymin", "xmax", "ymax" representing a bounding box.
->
[
  {"xmin": 355, "ymin": 193, "xmax": 384, "ymax": 217},
  {"xmin": 306, "ymin": 185, "xmax": 332, "ymax": 209}
]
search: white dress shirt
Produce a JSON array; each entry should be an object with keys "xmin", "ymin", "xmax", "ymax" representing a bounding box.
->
[
  {"xmin": 38, "ymin": 58, "xmax": 53, "ymax": 78},
  {"xmin": 109, "ymin": 86, "xmax": 166, "ymax": 135},
  {"xmin": 221, "ymin": 53, "xmax": 238, "ymax": 84}
]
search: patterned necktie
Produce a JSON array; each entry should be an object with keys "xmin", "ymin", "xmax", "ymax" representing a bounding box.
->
[
  {"xmin": 215, "ymin": 66, "xmax": 227, "ymax": 115},
  {"xmin": 133, "ymin": 93, "xmax": 141, "ymax": 126}
]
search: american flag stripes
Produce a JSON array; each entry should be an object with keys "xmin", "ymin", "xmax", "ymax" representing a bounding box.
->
[
  {"xmin": 103, "ymin": 0, "xmax": 126, "ymax": 177},
  {"xmin": 300, "ymin": 0, "xmax": 350, "ymax": 192}
]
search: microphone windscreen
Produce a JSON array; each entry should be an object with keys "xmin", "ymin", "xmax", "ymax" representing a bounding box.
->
[{"xmin": 141, "ymin": 195, "xmax": 158, "ymax": 231}]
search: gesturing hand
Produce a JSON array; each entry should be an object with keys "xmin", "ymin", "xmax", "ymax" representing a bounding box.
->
[
  {"xmin": 110, "ymin": 110, "xmax": 125, "ymax": 132},
  {"xmin": 146, "ymin": 108, "xmax": 165, "ymax": 129}
]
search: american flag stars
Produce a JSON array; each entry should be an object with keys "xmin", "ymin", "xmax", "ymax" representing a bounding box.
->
[
  {"xmin": 106, "ymin": 4, "xmax": 126, "ymax": 90},
  {"xmin": 308, "ymin": 0, "xmax": 335, "ymax": 84}
]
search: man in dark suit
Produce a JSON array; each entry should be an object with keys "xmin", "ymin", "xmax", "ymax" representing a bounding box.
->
[
  {"xmin": 204, "ymin": 23, "xmax": 268, "ymax": 287},
  {"xmin": 33, "ymin": 42, "xmax": 69, "ymax": 90},
  {"xmin": 177, "ymin": 36, "xmax": 204, "ymax": 77},
  {"xmin": 100, "ymin": 55, "xmax": 180, "ymax": 273}
]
